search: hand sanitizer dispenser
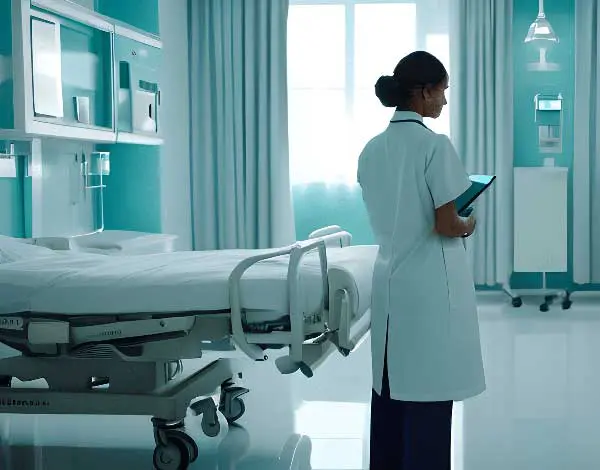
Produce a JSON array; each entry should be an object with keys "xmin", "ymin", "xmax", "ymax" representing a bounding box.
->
[{"xmin": 534, "ymin": 93, "xmax": 563, "ymax": 153}]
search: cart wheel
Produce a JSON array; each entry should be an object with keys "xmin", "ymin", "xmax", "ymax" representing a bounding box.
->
[
  {"xmin": 153, "ymin": 430, "xmax": 198, "ymax": 470},
  {"xmin": 0, "ymin": 376, "xmax": 11, "ymax": 388},
  {"xmin": 511, "ymin": 297, "xmax": 522, "ymax": 308},
  {"xmin": 189, "ymin": 397, "xmax": 221, "ymax": 437},
  {"xmin": 220, "ymin": 397, "xmax": 245, "ymax": 424},
  {"xmin": 540, "ymin": 303, "xmax": 549, "ymax": 312},
  {"xmin": 219, "ymin": 385, "xmax": 249, "ymax": 424},
  {"xmin": 562, "ymin": 300, "xmax": 572, "ymax": 310},
  {"xmin": 201, "ymin": 414, "xmax": 221, "ymax": 437}
]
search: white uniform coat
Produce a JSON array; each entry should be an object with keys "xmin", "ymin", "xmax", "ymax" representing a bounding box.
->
[{"xmin": 357, "ymin": 111, "xmax": 486, "ymax": 402}]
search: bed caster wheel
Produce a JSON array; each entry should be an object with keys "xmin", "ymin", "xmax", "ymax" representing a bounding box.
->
[
  {"xmin": 201, "ymin": 414, "xmax": 221, "ymax": 438},
  {"xmin": 219, "ymin": 385, "xmax": 248, "ymax": 424},
  {"xmin": 511, "ymin": 297, "xmax": 522, "ymax": 308},
  {"xmin": 189, "ymin": 397, "xmax": 221, "ymax": 437},
  {"xmin": 540, "ymin": 303, "xmax": 549, "ymax": 312},
  {"xmin": 152, "ymin": 430, "xmax": 198, "ymax": 470},
  {"xmin": 562, "ymin": 300, "xmax": 572, "ymax": 310},
  {"xmin": 219, "ymin": 394, "xmax": 246, "ymax": 424}
]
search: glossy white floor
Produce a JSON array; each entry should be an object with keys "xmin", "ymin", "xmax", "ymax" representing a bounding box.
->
[{"xmin": 1, "ymin": 293, "xmax": 600, "ymax": 470}]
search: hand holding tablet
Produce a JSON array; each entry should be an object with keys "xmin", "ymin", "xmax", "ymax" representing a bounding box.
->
[{"xmin": 456, "ymin": 174, "xmax": 496, "ymax": 217}]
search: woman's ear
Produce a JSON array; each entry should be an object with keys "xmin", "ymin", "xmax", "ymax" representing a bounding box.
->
[{"xmin": 419, "ymin": 86, "xmax": 429, "ymax": 103}]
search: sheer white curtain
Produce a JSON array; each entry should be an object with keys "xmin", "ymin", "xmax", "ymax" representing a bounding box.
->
[
  {"xmin": 287, "ymin": 0, "xmax": 451, "ymax": 186},
  {"xmin": 573, "ymin": 0, "xmax": 600, "ymax": 284},
  {"xmin": 449, "ymin": 0, "xmax": 514, "ymax": 287}
]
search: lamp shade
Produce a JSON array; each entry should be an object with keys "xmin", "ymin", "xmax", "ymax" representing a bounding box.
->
[{"xmin": 525, "ymin": 13, "xmax": 559, "ymax": 43}]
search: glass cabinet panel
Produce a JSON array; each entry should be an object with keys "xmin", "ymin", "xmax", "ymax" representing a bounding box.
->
[{"xmin": 30, "ymin": 9, "xmax": 114, "ymax": 131}]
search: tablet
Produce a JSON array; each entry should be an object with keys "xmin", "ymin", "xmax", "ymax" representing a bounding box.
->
[{"xmin": 455, "ymin": 174, "xmax": 496, "ymax": 216}]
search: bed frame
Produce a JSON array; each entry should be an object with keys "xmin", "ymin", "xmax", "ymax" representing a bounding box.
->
[{"xmin": 0, "ymin": 228, "xmax": 372, "ymax": 470}]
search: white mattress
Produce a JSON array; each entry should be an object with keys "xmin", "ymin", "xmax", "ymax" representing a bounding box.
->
[{"xmin": 0, "ymin": 245, "xmax": 378, "ymax": 318}]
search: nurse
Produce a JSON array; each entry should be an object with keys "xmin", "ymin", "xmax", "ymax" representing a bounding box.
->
[{"xmin": 357, "ymin": 51, "xmax": 486, "ymax": 470}]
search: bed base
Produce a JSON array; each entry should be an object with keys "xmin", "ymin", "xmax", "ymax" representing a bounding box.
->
[
  {"xmin": 0, "ymin": 229, "xmax": 369, "ymax": 469},
  {"xmin": 0, "ymin": 357, "xmax": 245, "ymax": 469}
]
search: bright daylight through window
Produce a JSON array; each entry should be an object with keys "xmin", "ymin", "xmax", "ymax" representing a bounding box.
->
[{"xmin": 287, "ymin": 0, "xmax": 450, "ymax": 185}]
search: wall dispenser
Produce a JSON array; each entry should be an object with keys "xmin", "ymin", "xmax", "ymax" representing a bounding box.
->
[{"xmin": 534, "ymin": 93, "xmax": 563, "ymax": 154}]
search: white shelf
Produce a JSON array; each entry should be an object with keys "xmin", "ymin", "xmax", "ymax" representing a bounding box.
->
[
  {"xmin": 28, "ymin": 120, "xmax": 116, "ymax": 143},
  {"xmin": 116, "ymin": 132, "xmax": 163, "ymax": 146}
]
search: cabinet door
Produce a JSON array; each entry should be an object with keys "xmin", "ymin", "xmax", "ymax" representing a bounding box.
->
[
  {"xmin": 59, "ymin": 18, "xmax": 113, "ymax": 129},
  {"xmin": 30, "ymin": 9, "xmax": 114, "ymax": 131},
  {"xmin": 114, "ymin": 35, "xmax": 161, "ymax": 135},
  {"xmin": 31, "ymin": 17, "xmax": 64, "ymax": 118}
]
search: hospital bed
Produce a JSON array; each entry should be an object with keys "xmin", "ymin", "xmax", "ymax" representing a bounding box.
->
[{"xmin": 0, "ymin": 227, "xmax": 377, "ymax": 470}]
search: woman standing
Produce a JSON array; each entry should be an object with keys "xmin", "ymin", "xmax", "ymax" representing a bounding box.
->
[{"xmin": 357, "ymin": 51, "xmax": 486, "ymax": 470}]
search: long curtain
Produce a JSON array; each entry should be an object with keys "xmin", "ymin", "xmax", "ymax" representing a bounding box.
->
[
  {"xmin": 188, "ymin": 0, "xmax": 295, "ymax": 250},
  {"xmin": 449, "ymin": 0, "xmax": 514, "ymax": 287},
  {"xmin": 573, "ymin": 0, "xmax": 600, "ymax": 284}
]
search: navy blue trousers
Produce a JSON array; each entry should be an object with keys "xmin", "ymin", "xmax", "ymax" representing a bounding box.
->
[{"xmin": 369, "ymin": 349, "xmax": 453, "ymax": 470}]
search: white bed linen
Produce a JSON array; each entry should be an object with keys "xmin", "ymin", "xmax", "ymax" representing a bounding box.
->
[{"xmin": 0, "ymin": 245, "xmax": 378, "ymax": 317}]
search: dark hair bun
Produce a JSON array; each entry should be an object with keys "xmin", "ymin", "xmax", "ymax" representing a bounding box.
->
[
  {"xmin": 375, "ymin": 51, "xmax": 448, "ymax": 109},
  {"xmin": 375, "ymin": 75, "xmax": 403, "ymax": 108}
]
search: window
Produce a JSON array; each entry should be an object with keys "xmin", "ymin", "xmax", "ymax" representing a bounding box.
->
[{"xmin": 287, "ymin": 0, "xmax": 450, "ymax": 185}]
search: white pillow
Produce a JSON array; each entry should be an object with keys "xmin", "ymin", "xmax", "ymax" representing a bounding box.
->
[{"xmin": 0, "ymin": 235, "xmax": 58, "ymax": 264}]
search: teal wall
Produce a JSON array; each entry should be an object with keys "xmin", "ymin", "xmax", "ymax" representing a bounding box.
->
[
  {"xmin": 98, "ymin": 143, "xmax": 162, "ymax": 233},
  {"xmin": 0, "ymin": 158, "xmax": 27, "ymax": 238},
  {"xmin": 96, "ymin": 0, "xmax": 160, "ymax": 36},
  {"xmin": 511, "ymin": 0, "xmax": 576, "ymax": 290},
  {"xmin": 0, "ymin": 0, "xmax": 14, "ymax": 130},
  {"xmin": 0, "ymin": 179, "xmax": 24, "ymax": 237}
]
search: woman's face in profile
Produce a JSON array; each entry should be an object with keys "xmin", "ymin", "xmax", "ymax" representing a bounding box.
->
[{"xmin": 424, "ymin": 75, "xmax": 449, "ymax": 119}]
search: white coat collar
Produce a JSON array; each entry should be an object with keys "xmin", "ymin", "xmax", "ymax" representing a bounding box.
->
[{"xmin": 390, "ymin": 110, "xmax": 423, "ymax": 123}]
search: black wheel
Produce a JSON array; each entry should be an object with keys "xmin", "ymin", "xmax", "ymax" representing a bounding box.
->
[
  {"xmin": 201, "ymin": 413, "xmax": 221, "ymax": 437},
  {"xmin": 512, "ymin": 297, "xmax": 522, "ymax": 308},
  {"xmin": 540, "ymin": 303, "xmax": 549, "ymax": 312},
  {"xmin": 220, "ymin": 398, "xmax": 246, "ymax": 424},
  {"xmin": 152, "ymin": 431, "xmax": 198, "ymax": 470},
  {"xmin": 562, "ymin": 300, "xmax": 572, "ymax": 310},
  {"xmin": 219, "ymin": 385, "xmax": 249, "ymax": 424},
  {"xmin": 0, "ymin": 376, "xmax": 11, "ymax": 388}
]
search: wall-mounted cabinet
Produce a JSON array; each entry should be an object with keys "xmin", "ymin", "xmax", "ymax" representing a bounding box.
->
[{"xmin": 0, "ymin": 0, "xmax": 163, "ymax": 145}]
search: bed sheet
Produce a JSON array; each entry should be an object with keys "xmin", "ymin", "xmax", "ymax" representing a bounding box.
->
[{"xmin": 0, "ymin": 246, "xmax": 378, "ymax": 318}]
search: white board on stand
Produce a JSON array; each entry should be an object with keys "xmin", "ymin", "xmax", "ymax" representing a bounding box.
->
[{"xmin": 513, "ymin": 167, "xmax": 568, "ymax": 273}]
